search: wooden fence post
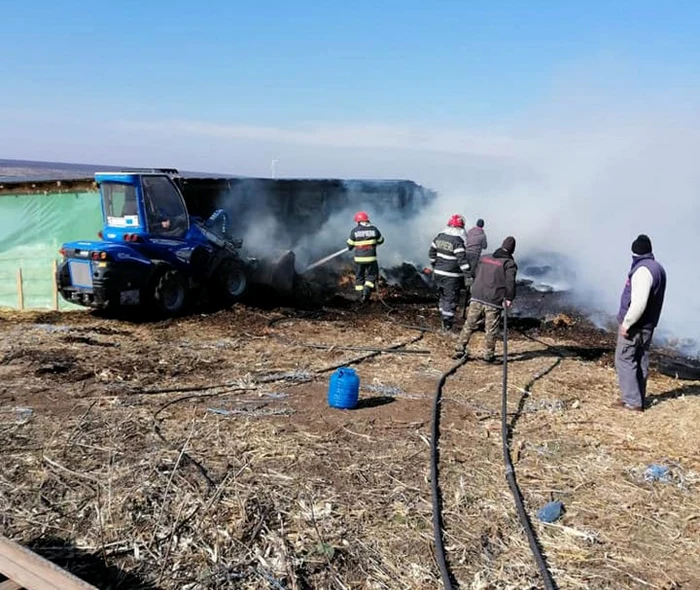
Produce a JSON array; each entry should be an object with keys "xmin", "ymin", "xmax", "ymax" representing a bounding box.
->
[
  {"xmin": 52, "ymin": 259, "xmax": 59, "ymax": 311},
  {"xmin": 16, "ymin": 268, "xmax": 24, "ymax": 311}
]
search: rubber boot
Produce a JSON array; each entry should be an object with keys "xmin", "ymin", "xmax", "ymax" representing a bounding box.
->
[{"xmin": 361, "ymin": 288, "xmax": 370, "ymax": 303}]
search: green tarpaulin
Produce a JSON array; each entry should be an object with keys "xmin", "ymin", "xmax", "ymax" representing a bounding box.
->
[{"xmin": 0, "ymin": 191, "xmax": 101, "ymax": 309}]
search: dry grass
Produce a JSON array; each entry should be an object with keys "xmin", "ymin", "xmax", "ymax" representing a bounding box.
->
[{"xmin": 0, "ymin": 301, "xmax": 698, "ymax": 589}]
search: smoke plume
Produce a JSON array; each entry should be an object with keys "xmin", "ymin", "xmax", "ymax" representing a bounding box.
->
[
  {"xmin": 393, "ymin": 108, "xmax": 700, "ymax": 354},
  {"xmin": 207, "ymin": 82, "xmax": 699, "ymax": 354}
]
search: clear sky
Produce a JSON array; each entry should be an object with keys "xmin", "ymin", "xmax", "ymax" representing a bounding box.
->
[{"xmin": 2, "ymin": 0, "xmax": 700, "ymax": 175}]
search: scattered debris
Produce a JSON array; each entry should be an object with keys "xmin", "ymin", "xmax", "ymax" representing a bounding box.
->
[
  {"xmin": 627, "ymin": 462, "xmax": 699, "ymax": 489},
  {"xmin": 59, "ymin": 334, "xmax": 119, "ymax": 348},
  {"xmin": 0, "ymin": 406, "xmax": 33, "ymax": 425},
  {"xmin": 33, "ymin": 323, "xmax": 71, "ymax": 333},
  {"xmin": 644, "ymin": 463, "xmax": 672, "ymax": 484},
  {"xmin": 207, "ymin": 407, "xmax": 295, "ymax": 417},
  {"xmin": 523, "ymin": 398, "xmax": 566, "ymax": 414},
  {"xmin": 364, "ymin": 383, "xmax": 405, "ymax": 397},
  {"xmin": 537, "ymin": 501, "xmax": 564, "ymax": 523},
  {"xmin": 255, "ymin": 370, "xmax": 314, "ymax": 383},
  {"xmin": 656, "ymin": 356, "xmax": 700, "ymax": 380},
  {"xmin": 544, "ymin": 313, "xmax": 576, "ymax": 328},
  {"xmin": 35, "ymin": 362, "xmax": 71, "ymax": 375}
]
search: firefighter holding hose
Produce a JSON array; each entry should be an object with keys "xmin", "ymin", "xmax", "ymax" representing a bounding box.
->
[
  {"xmin": 428, "ymin": 214, "xmax": 473, "ymax": 332},
  {"xmin": 347, "ymin": 211, "xmax": 384, "ymax": 302}
]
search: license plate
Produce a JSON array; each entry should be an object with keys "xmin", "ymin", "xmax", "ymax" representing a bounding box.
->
[{"xmin": 68, "ymin": 260, "xmax": 93, "ymax": 288}]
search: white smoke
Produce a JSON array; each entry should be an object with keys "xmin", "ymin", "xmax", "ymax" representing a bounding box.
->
[
  {"xmin": 208, "ymin": 112, "xmax": 700, "ymax": 355},
  {"xmin": 380, "ymin": 106, "xmax": 700, "ymax": 353},
  {"xmin": 225, "ymin": 104, "xmax": 700, "ymax": 354},
  {"xmin": 113, "ymin": 72, "xmax": 698, "ymax": 352}
]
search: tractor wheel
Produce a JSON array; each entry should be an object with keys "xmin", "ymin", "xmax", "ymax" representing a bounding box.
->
[
  {"xmin": 152, "ymin": 269, "xmax": 189, "ymax": 317},
  {"xmin": 213, "ymin": 259, "xmax": 249, "ymax": 307}
]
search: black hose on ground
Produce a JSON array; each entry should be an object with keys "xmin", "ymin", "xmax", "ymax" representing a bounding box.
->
[
  {"xmin": 501, "ymin": 307, "xmax": 558, "ymax": 590},
  {"xmin": 258, "ymin": 290, "xmax": 559, "ymax": 587},
  {"xmin": 430, "ymin": 356, "xmax": 467, "ymax": 590}
]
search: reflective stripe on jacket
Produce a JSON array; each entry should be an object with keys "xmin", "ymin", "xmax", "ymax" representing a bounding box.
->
[
  {"xmin": 428, "ymin": 228, "xmax": 472, "ymax": 278},
  {"xmin": 347, "ymin": 222, "xmax": 384, "ymax": 262}
]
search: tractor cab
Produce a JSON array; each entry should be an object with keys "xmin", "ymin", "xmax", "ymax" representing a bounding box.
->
[{"xmin": 99, "ymin": 171, "xmax": 189, "ymax": 241}]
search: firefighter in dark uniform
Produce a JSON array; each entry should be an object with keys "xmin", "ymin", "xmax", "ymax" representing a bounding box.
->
[
  {"xmin": 347, "ymin": 211, "xmax": 384, "ymax": 302},
  {"xmin": 428, "ymin": 214, "xmax": 473, "ymax": 331}
]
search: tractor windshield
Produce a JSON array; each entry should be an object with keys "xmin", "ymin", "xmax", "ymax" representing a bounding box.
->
[
  {"xmin": 142, "ymin": 176, "xmax": 189, "ymax": 237},
  {"xmin": 102, "ymin": 182, "xmax": 141, "ymax": 228}
]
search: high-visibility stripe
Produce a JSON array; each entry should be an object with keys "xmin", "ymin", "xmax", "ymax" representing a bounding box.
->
[
  {"xmin": 460, "ymin": 263, "xmax": 471, "ymax": 270},
  {"xmin": 433, "ymin": 269, "xmax": 463, "ymax": 278},
  {"xmin": 436, "ymin": 252, "xmax": 457, "ymax": 260},
  {"xmin": 355, "ymin": 285, "xmax": 365, "ymax": 291},
  {"xmin": 441, "ymin": 310, "xmax": 455, "ymax": 317},
  {"xmin": 347, "ymin": 239, "xmax": 356, "ymax": 246},
  {"xmin": 364, "ymin": 281, "xmax": 375, "ymax": 288},
  {"xmin": 377, "ymin": 236, "xmax": 385, "ymax": 244},
  {"xmin": 353, "ymin": 239, "xmax": 379, "ymax": 247},
  {"xmin": 431, "ymin": 241, "xmax": 437, "ymax": 249},
  {"xmin": 354, "ymin": 256, "xmax": 377, "ymax": 262},
  {"xmin": 454, "ymin": 247, "xmax": 466, "ymax": 254}
]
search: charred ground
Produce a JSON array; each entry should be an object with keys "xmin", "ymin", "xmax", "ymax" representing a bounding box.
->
[{"xmin": 1, "ymin": 278, "xmax": 699, "ymax": 589}]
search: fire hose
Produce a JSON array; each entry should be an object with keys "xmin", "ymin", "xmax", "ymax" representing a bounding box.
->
[
  {"xmin": 429, "ymin": 304, "xmax": 557, "ymax": 590},
  {"xmin": 430, "ymin": 355, "xmax": 467, "ymax": 589},
  {"xmin": 500, "ymin": 307, "xmax": 557, "ymax": 590}
]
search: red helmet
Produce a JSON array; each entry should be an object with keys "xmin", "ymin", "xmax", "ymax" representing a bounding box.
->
[
  {"xmin": 354, "ymin": 211, "xmax": 369, "ymax": 223},
  {"xmin": 447, "ymin": 214, "xmax": 465, "ymax": 228}
]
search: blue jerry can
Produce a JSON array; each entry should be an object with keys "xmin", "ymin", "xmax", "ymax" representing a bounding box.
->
[{"xmin": 327, "ymin": 367, "xmax": 360, "ymax": 409}]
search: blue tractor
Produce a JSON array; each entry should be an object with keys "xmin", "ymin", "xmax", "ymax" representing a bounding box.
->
[{"xmin": 56, "ymin": 169, "xmax": 295, "ymax": 316}]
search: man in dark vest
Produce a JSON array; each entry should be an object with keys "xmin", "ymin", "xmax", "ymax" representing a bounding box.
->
[
  {"xmin": 453, "ymin": 236, "xmax": 518, "ymax": 363},
  {"xmin": 614, "ymin": 234, "xmax": 667, "ymax": 412}
]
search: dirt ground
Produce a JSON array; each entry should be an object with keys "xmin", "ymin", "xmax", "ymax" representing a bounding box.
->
[{"xmin": 1, "ymin": 294, "xmax": 699, "ymax": 589}]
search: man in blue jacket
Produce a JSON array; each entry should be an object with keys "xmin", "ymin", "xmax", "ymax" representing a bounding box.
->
[{"xmin": 614, "ymin": 234, "xmax": 667, "ymax": 412}]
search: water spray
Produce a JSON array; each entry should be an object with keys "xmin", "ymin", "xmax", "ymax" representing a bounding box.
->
[{"xmin": 302, "ymin": 247, "xmax": 350, "ymax": 273}]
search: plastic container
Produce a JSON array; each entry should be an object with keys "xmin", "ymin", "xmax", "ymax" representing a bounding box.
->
[{"xmin": 327, "ymin": 367, "xmax": 360, "ymax": 409}]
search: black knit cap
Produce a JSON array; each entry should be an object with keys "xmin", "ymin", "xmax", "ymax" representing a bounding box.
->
[
  {"xmin": 476, "ymin": 218, "xmax": 484, "ymax": 228},
  {"xmin": 501, "ymin": 236, "xmax": 516, "ymax": 254},
  {"xmin": 632, "ymin": 234, "xmax": 652, "ymax": 255}
]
